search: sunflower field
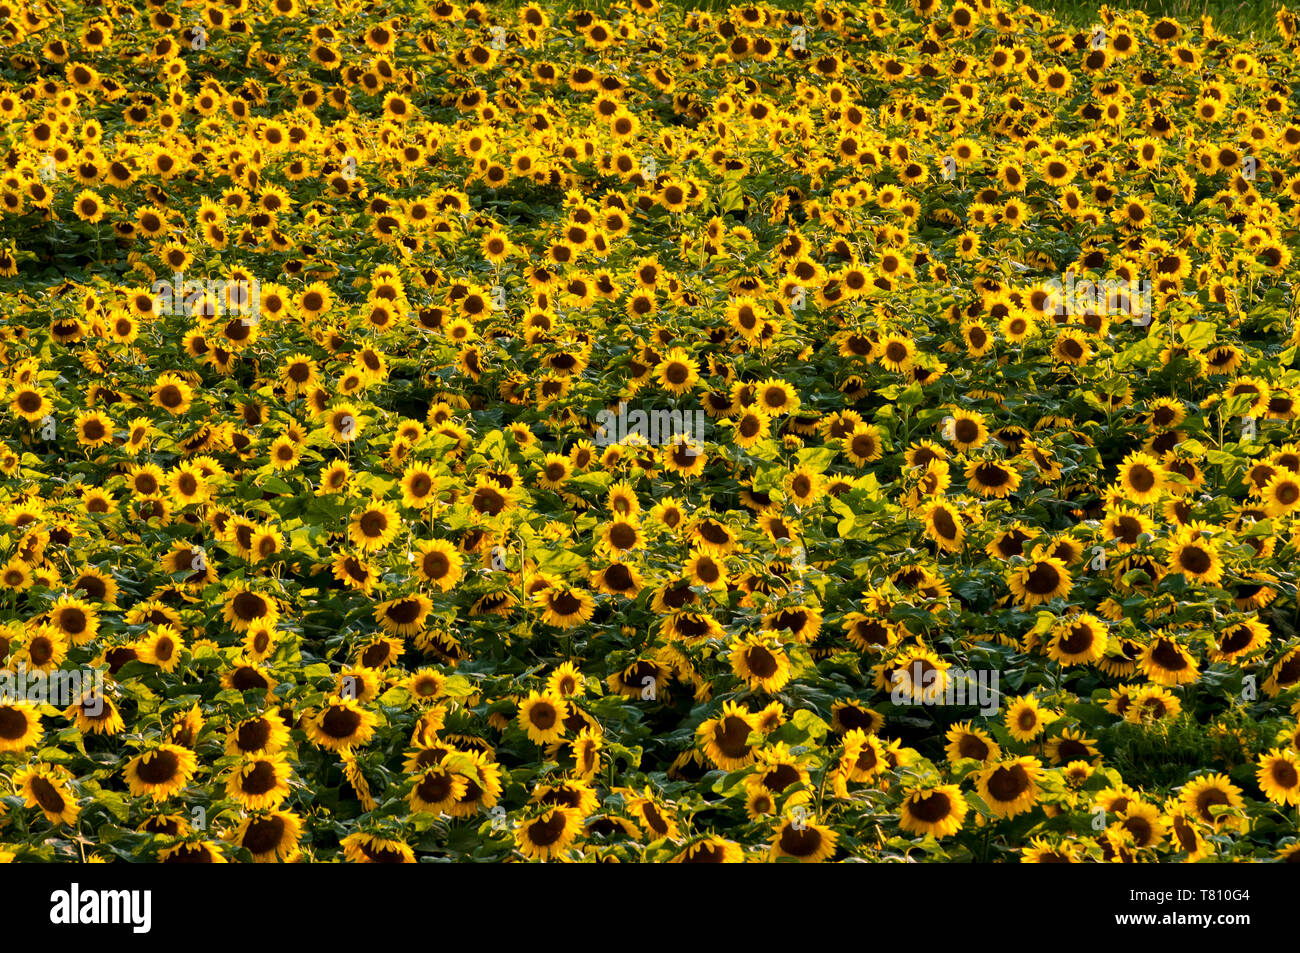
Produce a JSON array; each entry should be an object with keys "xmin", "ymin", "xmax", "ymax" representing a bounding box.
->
[{"xmin": 1, "ymin": 0, "xmax": 1300, "ymax": 865}]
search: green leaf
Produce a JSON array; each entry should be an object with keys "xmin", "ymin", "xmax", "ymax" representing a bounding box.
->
[
  {"xmin": 795, "ymin": 446, "xmax": 837, "ymax": 474},
  {"xmin": 1178, "ymin": 320, "xmax": 1216, "ymax": 351}
]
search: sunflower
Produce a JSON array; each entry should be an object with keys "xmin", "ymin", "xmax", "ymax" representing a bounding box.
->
[
  {"xmin": 822, "ymin": 423, "xmax": 876, "ymax": 471},
  {"xmin": 1005, "ymin": 695, "xmax": 1048, "ymax": 742},
  {"xmin": 593, "ymin": 560, "xmax": 643, "ymax": 598},
  {"xmin": 682, "ymin": 548, "xmax": 727, "ymax": 589},
  {"xmin": 1116, "ymin": 452, "xmax": 1165, "ymax": 503},
  {"xmin": 297, "ymin": 282, "xmax": 332, "ymax": 319},
  {"xmin": 278, "ymin": 353, "xmax": 318, "ymax": 396},
  {"xmin": 899, "ymin": 785, "xmax": 968, "ymax": 839},
  {"xmin": 234, "ymin": 810, "xmax": 302, "ymax": 863},
  {"xmin": 0, "ymin": 702, "xmax": 41, "ymax": 753},
  {"xmin": 468, "ymin": 475, "xmax": 518, "ymax": 516},
  {"xmin": 226, "ymin": 711, "xmax": 291, "ymax": 756},
  {"xmin": 1165, "ymin": 531, "xmax": 1222, "ymax": 586},
  {"xmin": 966, "ymin": 458, "xmax": 1021, "ymax": 498},
  {"xmin": 14, "ymin": 624, "xmax": 66, "ymax": 673},
  {"xmin": 225, "ymin": 754, "xmax": 292, "ymax": 810},
  {"xmin": 444, "ymin": 750, "xmax": 505, "ymax": 818},
  {"xmin": 1211, "ymin": 618, "xmax": 1269, "ymax": 663},
  {"xmin": 72, "ymin": 188, "xmax": 104, "ymax": 222},
  {"xmin": 537, "ymin": 779, "xmax": 602, "ymax": 821},
  {"xmin": 655, "ymin": 347, "xmax": 698, "ymax": 395},
  {"xmin": 1116, "ymin": 801, "xmax": 1166, "ymax": 849},
  {"xmin": 267, "ymin": 436, "xmax": 301, "ymax": 471},
  {"xmin": 608, "ymin": 658, "xmax": 668, "ymax": 699},
  {"xmin": 137, "ymin": 623, "xmax": 185, "ymax": 673},
  {"xmin": 755, "ymin": 378, "xmax": 799, "ymax": 416},
  {"xmin": 1043, "ymin": 728, "xmax": 1099, "ymax": 765},
  {"xmin": 672, "ymin": 837, "xmax": 745, "ymax": 863},
  {"xmin": 1256, "ymin": 749, "xmax": 1300, "ymax": 806},
  {"xmin": 65, "ymin": 692, "xmax": 124, "ymax": 735},
  {"xmin": 374, "ymin": 593, "xmax": 433, "ymax": 637},
  {"xmin": 324, "ymin": 404, "xmax": 362, "ymax": 443},
  {"xmin": 1020, "ymin": 837, "xmax": 1079, "ymax": 863},
  {"xmin": 877, "ymin": 649, "xmax": 950, "ymax": 703},
  {"xmin": 349, "ymin": 501, "xmax": 401, "ymax": 551},
  {"xmin": 837, "ymin": 612, "xmax": 893, "ymax": 653},
  {"xmin": 354, "ymin": 635, "xmax": 403, "ymax": 672},
  {"xmin": 48, "ymin": 595, "xmax": 99, "ymax": 645},
  {"xmin": 10, "ymin": 386, "xmax": 52, "ymax": 423},
  {"xmin": 69, "ymin": 564, "xmax": 117, "ymax": 603},
  {"xmin": 1047, "ymin": 614, "xmax": 1107, "ymax": 666},
  {"xmin": 763, "ymin": 605, "xmax": 823, "ymax": 644},
  {"xmin": 537, "ymin": 452, "xmax": 572, "ymax": 490},
  {"xmin": 977, "ymin": 757, "xmax": 1044, "ymax": 818},
  {"xmin": 769, "ymin": 816, "xmax": 837, "ymax": 863},
  {"xmin": 535, "ymin": 585, "xmax": 596, "ymax": 628},
  {"xmin": 125, "ymin": 744, "xmax": 198, "ymax": 800},
  {"xmin": 341, "ymin": 833, "xmax": 415, "ymax": 864},
  {"xmin": 408, "ymin": 761, "xmax": 468, "ymax": 814},
  {"xmin": 160, "ymin": 840, "xmax": 228, "ymax": 864},
  {"xmin": 166, "ymin": 463, "xmax": 209, "ymax": 506},
  {"xmin": 518, "ymin": 691, "xmax": 568, "ymax": 745},
  {"xmin": 726, "ymin": 297, "xmax": 768, "ymax": 341},
  {"xmin": 1261, "ymin": 470, "xmax": 1300, "ymax": 517},
  {"xmin": 151, "ymin": 373, "xmax": 194, "ymax": 416},
  {"xmin": 1162, "ymin": 803, "xmax": 1210, "ymax": 860},
  {"xmin": 0, "ymin": 559, "xmax": 32, "ymax": 592},
  {"xmin": 414, "ymin": 539, "xmax": 464, "ymax": 591},
  {"xmin": 1102, "ymin": 504, "xmax": 1155, "ymax": 548},
  {"xmin": 306, "ymin": 696, "xmax": 378, "ymax": 752},
  {"xmin": 922, "ymin": 500, "xmax": 964, "ymax": 552},
  {"xmin": 729, "ymin": 633, "xmax": 792, "ymax": 693},
  {"xmin": 222, "ymin": 587, "xmax": 278, "ymax": 632},
  {"xmin": 332, "ymin": 552, "xmax": 376, "ymax": 594},
  {"xmin": 838, "ymin": 729, "xmax": 888, "ymax": 784},
  {"xmin": 404, "ymin": 669, "xmax": 446, "ymax": 706},
  {"xmin": 698, "ymin": 700, "xmax": 758, "ymax": 770},
  {"xmin": 73, "ymin": 410, "xmax": 114, "ymax": 448},
  {"xmin": 1008, "ymin": 556, "xmax": 1072, "ymax": 607},
  {"xmin": 1139, "ymin": 634, "xmax": 1200, "ymax": 686},
  {"xmin": 947, "ymin": 409, "xmax": 989, "ymax": 451},
  {"xmin": 945, "ymin": 722, "xmax": 1001, "ymax": 763},
  {"xmin": 515, "ymin": 807, "xmax": 581, "ymax": 861},
  {"xmin": 15, "ymin": 764, "xmax": 78, "ymax": 826},
  {"xmin": 658, "ymin": 434, "xmax": 704, "ymax": 478},
  {"xmin": 745, "ymin": 785, "xmax": 777, "ymax": 821},
  {"xmin": 1180, "ymin": 774, "xmax": 1246, "ymax": 830},
  {"xmin": 1125, "ymin": 686, "xmax": 1183, "ymax": 724}
]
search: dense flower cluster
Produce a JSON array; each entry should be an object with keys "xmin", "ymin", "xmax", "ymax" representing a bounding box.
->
[{"xmin": 1, "ymin": 0, "xmax": 1299, "ymax": 862}]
